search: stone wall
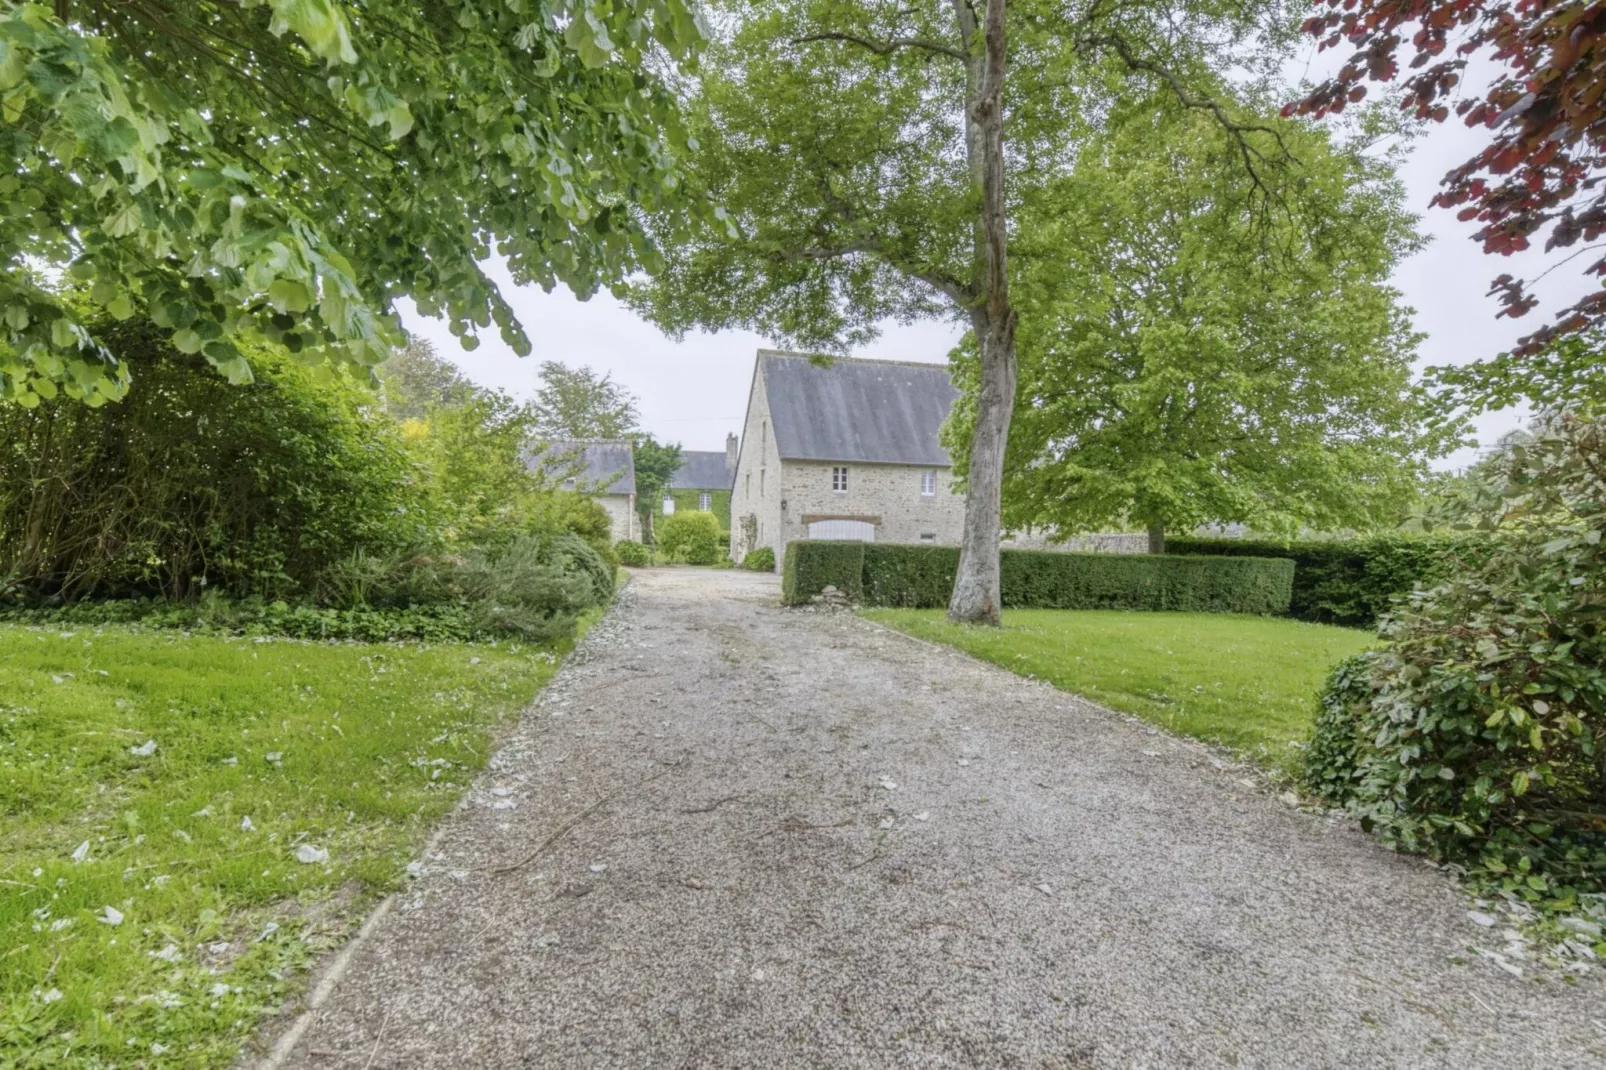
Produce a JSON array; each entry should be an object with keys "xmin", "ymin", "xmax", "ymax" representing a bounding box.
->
[
  {"xmin": 596, "ymin": 494, "xmax": 638, "ymax": 544},
  {"xmin": 778, "ymin": 460, "xmax": 966, "ymax": 551},
  {"xmin": 728, "ymin": 362, "xmax": 782, "ymax": 565}
]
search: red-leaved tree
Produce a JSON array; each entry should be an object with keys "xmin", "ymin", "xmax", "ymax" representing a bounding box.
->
[{"xmin": 1287, "ymin": 0, "xmax": 1606, "ymax": 356}]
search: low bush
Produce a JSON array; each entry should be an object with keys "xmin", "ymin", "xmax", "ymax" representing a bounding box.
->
[
  {"xmin": 781, "ymin": 540, "xmax": 864, "ymax": 604},
  {"xmin": 742, "ymin": 546, "xmax": 775, "ymax": 571},
  {"xmin": 657, "ymin": 510, "xmax": 722, "ymax": 565},
  {"xmin": 1167, "ymin": 533, "xmax": 1479, "ymax": 627},
  {"xmin": 615, "ymin": 539, "xmax": 651, "ymax": 567},
  {"xmin": 783, "ymin": 541, "xmax": 1294, "ymax": 614},
  {"xmin": 1302, "ymin": 416, "xmax": 1606, "ymax": 912}
]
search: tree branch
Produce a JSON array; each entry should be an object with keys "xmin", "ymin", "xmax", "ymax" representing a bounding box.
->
[{"xmin": 794, "ymin": 31, "xmax": 965, "ymax": 61}]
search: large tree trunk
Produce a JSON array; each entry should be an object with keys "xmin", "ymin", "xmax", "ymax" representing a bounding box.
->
[
  {"xmin": 1147, "ymin": 520, "xmax": 1165, "ymax": 555},
  {"xmin": 948, "ymin": 0, "xmax": 1015, "ymax": 625}
]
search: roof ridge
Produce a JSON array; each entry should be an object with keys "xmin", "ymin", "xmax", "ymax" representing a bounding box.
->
[{"xmin": 756, "ymin": 349, "xmax": 951, "ymax": 372}]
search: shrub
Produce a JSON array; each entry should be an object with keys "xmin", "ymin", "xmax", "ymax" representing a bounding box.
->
[
  {"xmin": 1166, "ymin": 534, "xmax": 1479, "ymax": 627},
  {"xmin": 783, "ymin": 541, "xmax": 1293, "ymax": 614},
  {"xmin": 781, "ymin": 540, "xmax": 864, "ymax": 604},
  {"xmin": 1303, "ymin": 652, "xmax": 1381, "ymax": 806},
  {"xmin": 1302, "ymin": 416, "xmax": 1606, "ymax": 910},
  {"xmin": 657, "ymin": 510, "xmax": 722, "ymax": 565},
  {"xmin": 741, "ymin": 546, "xmax": 775, "ymax": 572},
  {"xmin": 615, "ymin": 539, "xmax": 651, "ymax": 567},
  {"xmin": 0, "ymin": 322, "xmax": 429, "ymax": 602}
]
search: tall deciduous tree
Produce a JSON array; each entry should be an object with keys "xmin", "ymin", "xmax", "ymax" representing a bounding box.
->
[
  {"xmin": 631, "ymin": 434, "xmax": 684, "ymax": 542},
  {"xmin": 1288, "ymin": 0, "xmax": 1606, "ymax": 356},
  {"xmin": 629, "ymin": 0, "xmax": 1296, "ymax": 623},
  {"xmin": 529, "ymin": 360, "xmax": 641, "ymax": 440},
  {"xmin": 0, "ymin": 1, "xmax": 702, "ymax": 406},
  {"xmin": 945, "ymin": 97, "xmax": 1449, "ymax": 550}
]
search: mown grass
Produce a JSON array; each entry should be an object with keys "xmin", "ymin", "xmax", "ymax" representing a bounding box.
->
[
  {"xmin": 1, "ymin": 613, "xmax": 597, "ymax": 1066},
  {"xmin": 863, "ymin": 609, "xmax": 1372, "ymax": 773}
]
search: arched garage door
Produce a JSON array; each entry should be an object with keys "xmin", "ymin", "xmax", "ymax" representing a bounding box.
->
[{"xmin": 808, "ymin": 519, "xmax": 876, "ymax": 541}]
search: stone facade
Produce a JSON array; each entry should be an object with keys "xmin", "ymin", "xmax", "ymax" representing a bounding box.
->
[
  {"xmin": 779, "ymin": 461, "xmax": 964, "ymax": 549},
  {"xmin": 596, "ymin": 494, "xmax": 638, "ymax": 543}
]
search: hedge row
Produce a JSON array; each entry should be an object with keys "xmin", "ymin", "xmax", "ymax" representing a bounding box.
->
[
  {"xmin": 782, "ymin": 541, "xmax": 1294, "ymax": 615},
  {"xmin": 1166, "ymin": 535, "xmax": 1481, "ymax": 628}
]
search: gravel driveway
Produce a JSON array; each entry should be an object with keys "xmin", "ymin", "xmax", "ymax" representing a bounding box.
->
[{"xmin": 265, "ymin": 567, "xmax": 1604, "ymax": 1069}]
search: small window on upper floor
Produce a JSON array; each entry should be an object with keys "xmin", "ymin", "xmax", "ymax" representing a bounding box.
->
[
  {"xmin": 760, "ymin": 469, "xmax": 766, "ymax": 496},
  {"xmin": 921, "ymin": 470, "xmax": 936, "ymax": 496},
  {"xmin": 662, "ymin": 497, "xmax": 675, "ymax": 516},
  {"xmin": 698, "ymin": 492, "xmax": 711, "ymax": 511},
  {"xmin": 745, "ymin": 472, "xmax": 751, "ymax": 497},
  {"xmin": 920, "ymin": 532, "xmax": 937, "ymax": 543},
  {"xmin": 832, "ymin": 466, "xmax": 849, "ymax": 492}
]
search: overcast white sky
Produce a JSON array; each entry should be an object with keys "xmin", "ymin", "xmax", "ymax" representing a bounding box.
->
[{"xmin": 400, "ymin": 69, "xmax": 1590, "ymax": 473}]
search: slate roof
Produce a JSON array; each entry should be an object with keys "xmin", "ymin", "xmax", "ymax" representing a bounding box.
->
[
  {"xmin": 670, "ymin": 450, "xmax": 736, "ymax": 491},
  {"xmin": 529, "ymin": 439, "xmax": 636, "ymax": 496},
  {"xmin": 759, "ymin": 351, "xmax": 958, "ymax": 466}
]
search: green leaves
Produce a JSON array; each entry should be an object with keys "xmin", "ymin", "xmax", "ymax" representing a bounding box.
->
[{"xmin": 2, "ymin": 0, "xmax": 702, "ymax": 406}]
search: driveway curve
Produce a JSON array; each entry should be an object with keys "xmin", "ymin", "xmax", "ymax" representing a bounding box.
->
[{"xmin": 269, "ymin": 567, "xmax": 1604, "ymax": 1069}]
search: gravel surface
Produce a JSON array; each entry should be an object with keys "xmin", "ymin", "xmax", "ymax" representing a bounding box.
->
[{"xmin": 265, "ymin": 567, "xmax": 1605, "ymax": 1069}]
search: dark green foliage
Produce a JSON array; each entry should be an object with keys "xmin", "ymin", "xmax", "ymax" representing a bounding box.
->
[
  {"xmin": 783, "ymin": 541, "xmax": 1293, "ymax": 614},
  {"xmin": 781, "ymin": 540, "xmax": 864, "ymax": 604},
  {"xmin": 1303, "ymin": 652, "xmax": 1380, "ymax": 805},
  {"xmin": 0, "ymin": 324, "xmax": 428, "ymax": 601},
  {"xmin": 1002, "ymin": 551, "xmax": 1294, "ymax": 614},
  {"xmin": 861, "ymin": 544, "xmax": 960, "ymax": 607},
  {"xmin": 615, "ymin": 540, "xmax": 651, "ymax": 567},
  {"xmin": 1301, "ymin": 416, "xmax": 1606, "ymax": 911},
  {"xmin": 1167, "ymin": 534, "xmax": 1476, "ymax": 627},
  {"xmin": 741, "ymin": 546, "xmax": 775, "ymax": 571},
  {"xmin": 0, "ymin": 597, "xmax": 486, "ymax": 644},
  {"xmin": 657, "ymin": 510, "xmax": 722, "ymax": 565}
]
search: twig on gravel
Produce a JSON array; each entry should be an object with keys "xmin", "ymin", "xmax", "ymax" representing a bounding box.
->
[
  {"xmin": 363, "ymin": 1006, "xmax": 394, "ymax": 1070},
  {"xmin": 757, "ymin": 816, "xmax": 852, "ymax": 839},
  {"xmin": 486, "ymin": 766, "xmax": 677, "ymax": 876},
  {"xmin": 680, "ymin": 794, "xmax": 745, "ymax": 814}
]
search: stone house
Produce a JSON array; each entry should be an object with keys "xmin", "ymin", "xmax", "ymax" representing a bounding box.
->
[
  {"xmin": 530, "ymin": 439, "xmax": 639, "ymax": 543},
  {"xmin": 664, "ymin": 434, "xmax": 738, "ymax": 531},
  {"xmin": 728, "ymin": 351, "xmax": 965, "ymax": 567}
]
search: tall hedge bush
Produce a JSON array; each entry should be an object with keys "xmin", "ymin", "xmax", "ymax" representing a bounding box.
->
[
  {"xmin": 1301, "ymin": 416, "xmax": 1606, "ymax": 911},
  {"xmin": 0, "ymin": 323, "xmax": 428, "ymax": 601},
  {"xmin": 783, "ymin": 541, "xmax": 1293, "ymax": 615},
  {"xmin": 1166, "ymin": 533, "xmax": 1477, "ymax": 627}
]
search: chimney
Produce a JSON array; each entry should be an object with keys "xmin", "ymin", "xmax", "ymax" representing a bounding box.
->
[{"xmin": 726, "ymin": 432, "xmax": 739, "ymax": 471}]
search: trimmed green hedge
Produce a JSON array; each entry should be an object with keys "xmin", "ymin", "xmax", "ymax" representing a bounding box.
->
[
  {"xmin": 782, "ymin": 541, "xmax": 1293, "ymax": 615},
  {"xmin": 1166, "ymin": 535, "xmax": 1479, "ymax": 627},
  {"xmin": 782, "ymin": 540, "xmax": 864, "ymax": 603}
]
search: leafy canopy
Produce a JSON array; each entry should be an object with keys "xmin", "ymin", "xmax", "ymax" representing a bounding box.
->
[
  {"xmin": 945, "ymin": 96, "xmax": 1451, "ymax": 540},
  {"xmin": 0, "ymin": 0, "xmax": 703, "ymax": 407},
  {"xmin": 529, "ymin": 359, "xmax": 641, "ymax": 440},
  {"xmin": 628, "ymin": 0, "xmax": 1297, "ymax": 352}
]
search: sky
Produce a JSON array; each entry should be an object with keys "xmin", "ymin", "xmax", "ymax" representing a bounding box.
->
[{"xmin": 399, "ymin": 62, "xmax": 1590, "ymax": 473}]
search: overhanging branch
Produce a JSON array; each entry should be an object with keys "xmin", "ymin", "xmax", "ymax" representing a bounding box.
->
[{"xmin": 795, "ymin": 31, "xmax": 966, "ymax": 61}]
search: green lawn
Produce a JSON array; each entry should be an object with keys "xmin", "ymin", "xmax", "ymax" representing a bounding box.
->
[
  {"xmin": 0, "ymin": 617, "xmax": 593, "ymax": 1066},
  {"xmin": 863, "ymin": 609, "xmax": 1372, "ymax": 773}
]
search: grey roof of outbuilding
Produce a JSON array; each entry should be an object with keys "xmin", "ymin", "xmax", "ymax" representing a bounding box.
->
[
  {"xmin": 670, "ymin": 450, "xmax": 735, "ymax": 491},
  {"xmin": 759, "ymin": 351, "xmax": 958, "ymax": 466},
  {"xmin": 528, "ymin": 439, "xmax": 635, "ymax": 496}
]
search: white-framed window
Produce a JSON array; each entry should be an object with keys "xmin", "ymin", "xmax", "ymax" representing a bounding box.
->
[
  {"xmin": 921, "ymin": 470, "xmax": 936, "ymax": 496},
  {"xmin": 662, "ymin": 496, "xmax": 675, "ymax": 515},
  {"xmin": 919, "ymin": 532, "xmax": 937, "ymax": 543},
  {"xmin": 698, "ymin": 492, "xmax": 711, "ymax": 511},
  {"xmin": 832, "ymin": 466, "xmax": 849, "ymax": 492}
]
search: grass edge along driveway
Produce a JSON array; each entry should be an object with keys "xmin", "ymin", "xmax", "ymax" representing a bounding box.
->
[
  {"xmin": 1, "ymin": 605, "xmax": 605, "ymax": 1068},
  {"xmin": 863, "ymin": 608, "xmax": 1372, "ymax": 775}
]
